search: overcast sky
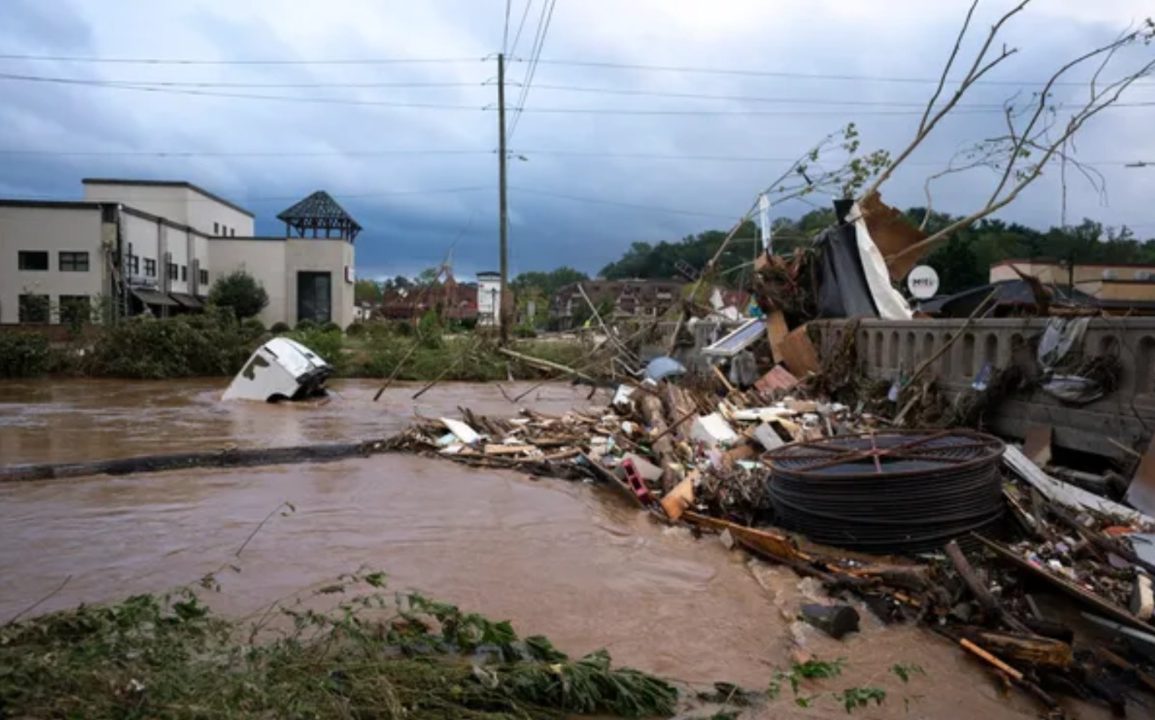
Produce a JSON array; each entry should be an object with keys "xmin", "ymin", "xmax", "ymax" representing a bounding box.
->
[{"xmin": 1, "ymin": 0, "xmax": 1152, "ymax": 280}]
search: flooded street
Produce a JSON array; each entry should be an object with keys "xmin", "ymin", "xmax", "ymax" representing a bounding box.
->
[{"xmin": 0, "ymin": 379, "xmax": 1089, "ymax": 718}]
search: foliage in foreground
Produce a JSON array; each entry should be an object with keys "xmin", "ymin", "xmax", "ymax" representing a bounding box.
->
[
  {"xmin": 0, "ymin": 572, "xmax": 676, "ymax": 720},
  {"xmin": 81, "ymin": 307, "xmax": 264, "ymax": 379},
  {"xmin": 0, "ymin": 332, "xmax": 52, "ymax": 378}
]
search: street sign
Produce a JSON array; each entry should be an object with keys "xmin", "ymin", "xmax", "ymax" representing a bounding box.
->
[{"xmin": 907, "ymin": 265, "xmax": 940, "ymax": 299}]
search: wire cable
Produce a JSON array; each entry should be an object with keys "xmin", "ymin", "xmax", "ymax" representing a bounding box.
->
[
  {"xmin": 521, "ymin": 58, "xmax": 1155, "ymax": 88},
  {"xmin": 0, "ymin": 53, "xmax": 483, "ymax": 66},
  {"xmin": 508, "ymin": 0, "xmax": 558, "ymax": 141},
  {"xmin": 508, "ymin": 185, "xmax": 733, "ymax": 219},
  {"xmin": 508, "ymin": 0, "xmax": 535, "ymax": 58}
]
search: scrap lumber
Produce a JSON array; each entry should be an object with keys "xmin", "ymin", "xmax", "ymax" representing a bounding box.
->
[
  {"xmin": 945, "ymin": 540, "xmax": 1030, "ymax": 633},
  {"xmin": 1004, "ymin": 445, "xmax": 1152, "ymax": 525},
  {"xmin": 638, "ymin": 391, "xmax": 681, "ymax": 491},
  {"xmin": 959, "ymin": 629, "xmax": 1073, "ymax": 670},
  {"xmin": 1125, "ymin": 434, "xmax": 1155, "ymax": 517},
  {"xmin": 496, "ymin": 347, "xmax": 601, "ymax": 385},
  {"xmin": 958, "ymin": 638, "xmax": 1060, "ymax": 711},
  {"xmin": 976, "ymin": 534, "xmax": 1153, "ymax": 633}
]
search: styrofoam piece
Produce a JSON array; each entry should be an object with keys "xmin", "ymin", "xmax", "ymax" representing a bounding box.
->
[
  {"xmin": 690, "ymin": 413, "xmax": 739, "ymax": 447},
  {"xmin": 441, "ymin": 417, "xmax": 482, "ymax": 445}
]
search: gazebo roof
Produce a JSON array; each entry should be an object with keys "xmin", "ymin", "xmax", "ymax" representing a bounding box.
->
[{"xmin": 277, "ymin": 190, "xmax": 362, "ymax": 240}]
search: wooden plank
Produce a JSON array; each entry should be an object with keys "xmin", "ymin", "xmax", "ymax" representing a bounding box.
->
[
  {"xmin": 976, "ymin": 534, "xmax": 1152, "ymax": 633},
  {"xmin": 1004, "ymin": 445, "xmax": 1151, "ymax": 524}
]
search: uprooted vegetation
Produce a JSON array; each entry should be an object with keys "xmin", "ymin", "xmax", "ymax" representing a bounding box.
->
[{"xmin": 0, "ymin": 570, "xmax": 677, "ymax": 720}]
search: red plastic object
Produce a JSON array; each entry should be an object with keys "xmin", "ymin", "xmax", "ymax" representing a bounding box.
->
[{"xmin": 621, "ymin": 458, "xmax": 654, "ymax": 504}]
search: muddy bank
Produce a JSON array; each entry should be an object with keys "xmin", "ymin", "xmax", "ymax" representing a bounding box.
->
[{"xmin": 0, "ymin": 378, "xmax": 599, "ymax": 466}]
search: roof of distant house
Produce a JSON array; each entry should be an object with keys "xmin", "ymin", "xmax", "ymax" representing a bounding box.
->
[
  {"xmin": 991, "ymin": 258, "xmax": 1155, "ymax": 270},
  {"xmin": 82, "ymin": 178, "xmax": 254, "ymax": 218}
]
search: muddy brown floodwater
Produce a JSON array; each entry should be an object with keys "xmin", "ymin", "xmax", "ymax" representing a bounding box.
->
[{"xmin": 0, "ymin": 379, "xmax": 1103, "ymax": 718}]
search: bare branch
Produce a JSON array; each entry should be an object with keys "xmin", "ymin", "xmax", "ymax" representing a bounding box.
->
[
  {"xmin": 862, "ymin": 0, "xmax": 1031, "ymax": 199},
  {"xmin": 919, "ymin": 0, "xmax": 981, "ymax": 135}
]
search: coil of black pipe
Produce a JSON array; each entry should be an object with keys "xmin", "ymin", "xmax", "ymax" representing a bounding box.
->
[{"xmin": 765, "ymin": 430, "xmax": 1005, "ymax": 555}]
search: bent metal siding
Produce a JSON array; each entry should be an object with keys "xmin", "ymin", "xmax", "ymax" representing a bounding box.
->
[{"xmin": 811, "ymin": 318, "xmax": 1155, "ymax": 460}]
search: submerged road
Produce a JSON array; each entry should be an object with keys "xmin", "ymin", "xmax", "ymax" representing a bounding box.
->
[{"xmin": 0, "ymin": 379, "xmax": 1101, "ymax": 718}]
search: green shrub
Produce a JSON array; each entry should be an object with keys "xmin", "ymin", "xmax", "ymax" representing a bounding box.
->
[
  {"xmin": 207, "ymin": 271, "xmax": 269, "ymax": 320},
  {"xmin": 320, "ymin": 321, "xmax": 342, "ymax": 334},
  {"xmin": 0, "ymin": 333, "xmax": 52, "ymax": 378},
  {"xmin": 416, "ymin": 310, "xmax": 443, "ymax": 349},
  {"xmin": 269, "ymin": 321, "xmax": 290, "ymax": 334},
  {"xmin": 514, "ymin": 324, "xmax": 537, "ymax": 338},
  {"xmin": 83, "ymin": 309, "xmax": 257, "ymax": 379},
  {"xmin": 345, "ymin": 322, "xmax": 367, "ymax": 337},
  {"xmin": 240, "ymin": 317, "xmax": 266, "ymax": 341},
  {"xmin": 295, "ymin": 319, "xmax": 317, "ymax": 331}
]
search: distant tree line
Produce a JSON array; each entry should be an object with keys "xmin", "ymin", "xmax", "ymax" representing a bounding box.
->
[{"xmin": 598, "ymin": 210, "xmax": 1155, "ymax": 296}]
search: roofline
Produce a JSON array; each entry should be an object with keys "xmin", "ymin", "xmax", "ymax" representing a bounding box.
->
[
  {"xmin": 82, "ymin": 178, "xmax": 255, "ymax": 218},
  {"xmin": 121, "ymin": 205, "xmax": 211, "ymax": 238},
  {"xmin": 992, "ymin": 258, "xmax": 1155, "ymax": 270},
  {"xmin": 0, "ymin": 199, "xmax": 103, "ymax": 210}
]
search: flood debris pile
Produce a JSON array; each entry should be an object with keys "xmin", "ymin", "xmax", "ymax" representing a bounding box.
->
[
  {"xmin": 0, "ymin": 571, "xmax": 677, "ymax": 720},
  {"xmin": 388, "ymin": 333, "xmax": 1155, "ymax": 714}
]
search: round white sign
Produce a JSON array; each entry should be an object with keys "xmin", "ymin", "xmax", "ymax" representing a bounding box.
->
[{"xmin": 906, "ymin": 265, "xmax": 940, "ymax": 299}]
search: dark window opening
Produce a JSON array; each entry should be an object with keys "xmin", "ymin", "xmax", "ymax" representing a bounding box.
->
[
  {"xmin": 167, "ymin": 263, "xmax": 178, "ymax": 280},
  {"xmin": 181, "ymin": 265, "xmax": 187, "ymax": 282},
  {"xmin": 59, "ymin": 251, "xmax": 90, "ymax": 272},
  {"xmin": 199, "ymin": 269, "xmax": 209, "ymax": 285},
  {"xmin": 18, "ymin": 294, "xmax": 50, "ymax": 323},
  {"xmin": 126, "ymin": 253, "xmax": 139, "ymax": 275},
  {"xmin": 297, "ymin": 271, "xmax": 332, "ymax": 324},
  {"xmin": 214, "ymin": 222, "xmax": 220, "ymax": 234},
  {"xmin": 230, "ymin": 228, "xmax": 236, "ymax": 237},
  {"xmin": 144, "ymin": 258, "xmax": 157, "ymax": 277},
  {"xmin": 59, "ymin": 295, "xmax": 91, "ymax": 325},
  {"xmin": 18, "ymin": 251, "xmax": 48, "ymax": 271}
]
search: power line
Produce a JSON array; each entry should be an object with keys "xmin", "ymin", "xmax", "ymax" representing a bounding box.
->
[
  {"xmin": 508, "ymin": 0, "xmax": 558, "ymax": 140},
  {"xmin": 3, "ymin": 185, "xmax": 494, "ymax": 205},
  {"xmin": 0, "ymin": 148, "xmax": 494, "ymax": 158},
  {"xmin": 508, "ymin": 0, "xmax": 535, "ymax": 58},
  {"xmin": 509, "ymin": 185, "xmax": 734, "ymax": 219},
  {"xmin": 502, "ymin": 0, "xmax": 512, "ymax": 54},
  {"xmin": 0, "ymin": 53, "xmax": 483, "ymax": 66},
  {"xmin": 0, "ymin": 72, "xmax": 481, "ymax": 109},
  {"xmin": 528, "ymin": 83, "xmax": 1155, "ymax": 109},
  {"xmin": 6, "ymin": 70, "xmax": 1148, "ymax": 116},
  {"xmin": 0, "ymin": 78, "xmax": 481, "ymax": 89},
  {"xmin": 519, "ymin": 58, "xmax": 1155, "ymax": 87}
]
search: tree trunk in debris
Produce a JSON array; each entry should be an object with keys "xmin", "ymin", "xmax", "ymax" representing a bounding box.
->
[
  {"xmin": 945, "ymin": 540, "xmax": 1031, "ymax": 633},
  {"xmin": 960, "ymin": 629, "xmax": 1074, "ymax": 671},
  {"xmin": 662, "ymin": 384, "xmax": 698, "ymax": 444},
  {"xmin": 639, "ymin": 390, "xmax": 681, "ymax": 492}
]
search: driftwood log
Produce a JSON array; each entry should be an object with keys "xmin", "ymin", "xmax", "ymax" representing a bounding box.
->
[
  {"xmin": 638, "ymin": 389, "xmax": 681, "ymax": 492},
  {"xmin": 1, "ymin": 441, "xmax": 388, "ymax": 483}
]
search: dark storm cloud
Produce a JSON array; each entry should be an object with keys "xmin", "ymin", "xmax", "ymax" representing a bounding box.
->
[{"xmin": 0, "ymin": 0, "xmax": 1151, "ymax": 279}]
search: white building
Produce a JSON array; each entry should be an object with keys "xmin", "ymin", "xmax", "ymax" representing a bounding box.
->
[
  {"xmin": 0, "ymin": 179, "xmax": 357, "ymax": 329},
  {"xmin": 476, "ymin": 271, "xmax": 502, "ymax": 326}
]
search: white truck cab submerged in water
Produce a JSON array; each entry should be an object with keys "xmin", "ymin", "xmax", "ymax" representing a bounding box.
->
[{"xmin": 223, "ymin": 337, "xmax": 333, "ymax": 402}]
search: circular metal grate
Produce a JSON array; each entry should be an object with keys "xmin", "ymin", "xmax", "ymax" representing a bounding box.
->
[{"xmin": 766, "ymin": 430, "xmax": 1006, "ymax": 554}]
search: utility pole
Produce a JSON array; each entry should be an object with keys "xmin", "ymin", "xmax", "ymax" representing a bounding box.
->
[{"xmin": 497, "ymin": 52, "xmax": 510, "ymax": 343}]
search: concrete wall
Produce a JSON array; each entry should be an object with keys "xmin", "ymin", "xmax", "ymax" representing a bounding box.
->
[
  {"xmin": 0, "ymin": 205, "xmax": 106, "ymax": 324},
  {"xmin": 83, "ymin": 182, "xmax": 254, "ymax": 237},
  {"xmin": 812, "ymin": 317, "xmax": 1155, "ymax": 459},
  {"xmin": 286, "ymin": 237, "xmax": 354, "ymax": 329},
  {"xmin": 207, "ymin": 239, "xmax": 288, "ymax": 328}
]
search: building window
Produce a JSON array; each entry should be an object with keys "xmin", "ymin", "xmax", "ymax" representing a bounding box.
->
[
  {"xmin": 214, "ymin": 222, "xmax": 220, "ymax": 234},
  {"xmin": 181, "ymin": 265, "xmax": 187, "ymax": 282},
  {"xmin": 167, "ymin": 263, "xmax": 178, "ymax": 280},
  {"xmin": 59, "ymin": 251, "xmax": 90, "ymax": 272},
  {"xmin": 18, "ymin": 294, "xmax": 50, "ymax": 323},
  {"xmin": 230, "ymin": 228, "xmax": 236, "ymax": 237},
  {"xmin": 17, "ymin": 251, "xmax": 48, "ymax": 271},
  {"xmin": 199, "ymin": 269, "xmax": 209, "ymax": 285},
  {"xmin": 144, "ymin": 258, "xmax": 157, "ymax": 277},
  {"xmin": 126, "ymin": 253, "xmax": 139, "ymax": 275},
  {"xmin": 59, "ymin": 295, "xmax": 91, "ymax": 325}
]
